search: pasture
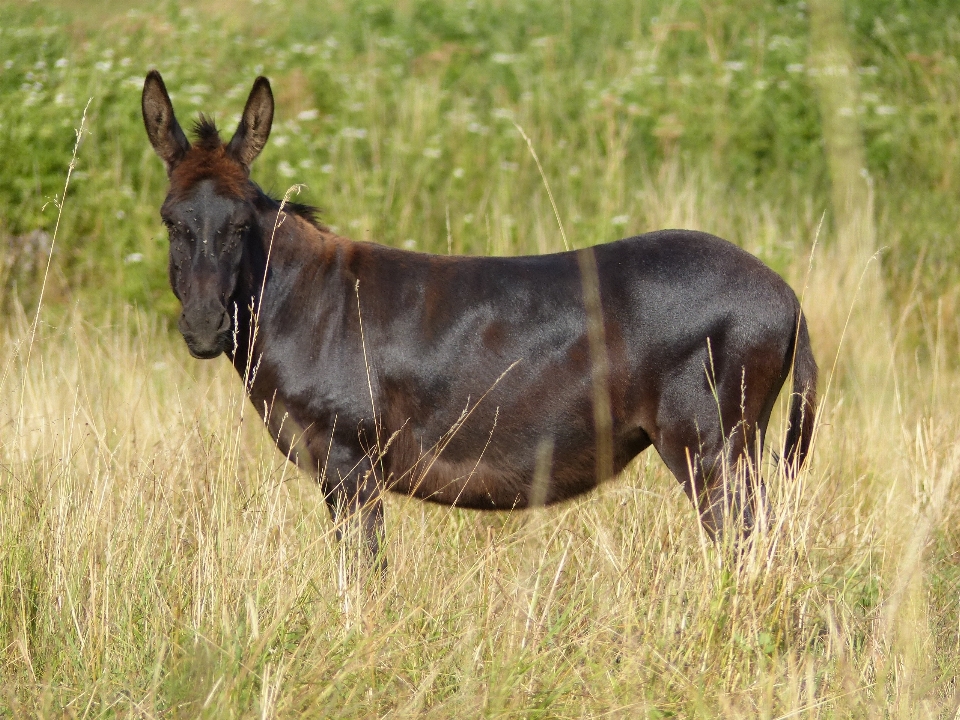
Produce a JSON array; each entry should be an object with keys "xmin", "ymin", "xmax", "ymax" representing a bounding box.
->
[{"xmin": 2, "ymin": 0, "xmax": 959, "ymax": 716}]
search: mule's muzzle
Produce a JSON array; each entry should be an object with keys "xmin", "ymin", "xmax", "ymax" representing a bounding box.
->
[{"xmin": 178, "ymin": 304, "xmax": 232, "ymax": 359}]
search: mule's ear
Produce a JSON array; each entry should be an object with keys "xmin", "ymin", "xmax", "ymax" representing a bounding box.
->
[
  {"xmin": 142, "ymin": 70, "xmax": 190, "ymax": 174},
  {"xmin": 226, "ymin": 76, "xmax": 274, "ymax": 170}
]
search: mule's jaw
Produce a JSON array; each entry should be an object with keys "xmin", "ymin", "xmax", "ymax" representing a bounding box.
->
[
  {"xmin": 182, "ymin": 334, "xmax": 228, "ymax": 359},
  {"xmin": 186, "ymin": 344, "xmax": 224, "ymax": 360}
]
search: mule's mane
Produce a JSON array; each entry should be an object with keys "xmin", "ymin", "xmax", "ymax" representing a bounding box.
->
[
  {"xmin": 169, "ymin": 115, "xmax": 325, "ymax": 230},
  {"xmin": 281, "ymin": 201, "xmax": 324, "ymax": 228},
  {"xmin": 192, "ymin": 114, "xmax": 223, "ymax": 151}
]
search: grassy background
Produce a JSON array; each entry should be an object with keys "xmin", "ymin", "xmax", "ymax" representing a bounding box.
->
[
  {"xmin": 2, "ymin": 0, "xmax": 960, "ymax": 716},
  {"xmin": 2, "ymin": 0, "xmax": 960, "ymax": 320}
]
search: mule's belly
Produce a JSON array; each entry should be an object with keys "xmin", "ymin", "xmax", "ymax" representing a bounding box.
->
[
  {"xmin": 387, "ymin": 467, "xmax": 596, "ymax": 509},
  {"xmin": 384, "ymin": 432, "xmax": 650, "ymax": 509}
]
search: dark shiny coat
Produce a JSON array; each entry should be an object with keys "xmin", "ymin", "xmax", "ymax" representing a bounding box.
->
[{"xmin": 143, "ymin": 72, "xmax": 818, "ymax": 562}]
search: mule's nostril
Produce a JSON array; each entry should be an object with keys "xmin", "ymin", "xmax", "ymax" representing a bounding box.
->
[{"xmin": 218, "ymin": 313, "xmax": 231, "ymax": 334}]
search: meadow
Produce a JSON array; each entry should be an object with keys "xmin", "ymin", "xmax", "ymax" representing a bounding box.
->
[{"xmin": 2, "ymin": 0, "xmax": 960, "ymax": 716}]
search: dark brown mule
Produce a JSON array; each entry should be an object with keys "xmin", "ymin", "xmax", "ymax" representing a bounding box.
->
[{"xmin": 142, "ymin": 72, "xmax": 817, "ymax": 565}]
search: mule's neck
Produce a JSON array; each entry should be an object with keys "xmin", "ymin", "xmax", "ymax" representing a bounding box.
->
[
  {"xmin": 223, "ymin": 215, "xmax": 263, "ymax": 382},
  {"xmin": 225, "ymin": 192, "xmax": 343, "ymax": 386}
]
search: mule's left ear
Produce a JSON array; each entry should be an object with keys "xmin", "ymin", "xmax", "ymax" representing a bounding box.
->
[{"xmin": 226, "ymin": 76, "xmax": 274, "ymax": 171}]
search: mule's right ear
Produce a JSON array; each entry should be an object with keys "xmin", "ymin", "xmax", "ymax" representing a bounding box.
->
[{"xmin": 142, "ymin": 70, "xmax": 190, "ymax": 174}]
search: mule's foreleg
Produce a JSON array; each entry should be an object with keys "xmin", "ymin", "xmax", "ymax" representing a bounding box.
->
[{"xmin": 321, "ymin": 451, "xmax": 386, "ymax": 576}]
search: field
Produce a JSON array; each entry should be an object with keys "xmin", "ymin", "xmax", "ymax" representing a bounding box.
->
[{"xmin": 2, "ymin": 0, "xmax": 960, "ymax": 716}]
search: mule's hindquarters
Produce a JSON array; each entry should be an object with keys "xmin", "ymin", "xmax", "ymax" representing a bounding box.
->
[{"xmin": 647, "ymin": 307, "xmax": 811, "ymax": 542}]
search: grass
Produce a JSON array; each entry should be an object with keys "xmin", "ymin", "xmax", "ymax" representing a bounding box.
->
[
  {"xmin": 2, "ymin": 0, "xmax": 960, "ymax": 318},
  {"xmin": 2, "ymin": 0, "xmax": 960, "ymax": 716},
  {"xmin": 3, "ymin": 212, "xmax": 959, "ymax": 717}
]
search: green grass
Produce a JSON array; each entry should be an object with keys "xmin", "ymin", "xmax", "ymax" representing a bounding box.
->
[
  {"xmin": 2, "ymin": 0, "xmax": 959, "ymax": 318},
  {"xmin": 2, "ymin": 0, "xmax": 960, "ymax": 716}
]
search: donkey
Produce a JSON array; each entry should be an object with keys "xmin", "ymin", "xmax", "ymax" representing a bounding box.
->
[{"xmin": 142, "ymin": 71, "xmax": 817, "ymax": 564}]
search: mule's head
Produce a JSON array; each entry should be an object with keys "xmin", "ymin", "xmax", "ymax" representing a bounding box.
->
[{"xmin": 142, "ymin": 71, "xmax": 273, "ymax": 359}]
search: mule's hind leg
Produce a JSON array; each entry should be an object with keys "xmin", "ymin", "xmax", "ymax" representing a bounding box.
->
[
  {"xmin": 652, "ymin": 361, "xmax": 773, "ymax": 542},
  {"xmin": 654, "ymin": 421, "xmax": 754, "ymax": 542}
]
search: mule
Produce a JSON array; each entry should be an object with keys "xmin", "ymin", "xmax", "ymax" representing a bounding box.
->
[{"xmin": 142, "ymin": 71, "xmax": 817, "ymax": 564}]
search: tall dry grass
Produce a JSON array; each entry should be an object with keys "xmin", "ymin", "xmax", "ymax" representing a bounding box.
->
[
  {"xmin": 2, "ymin": 159, "xmax": 958, "ymax": 717},
  {"xmin": 3, "ymin": 0, "xmax": 960, "ymax": 715}
]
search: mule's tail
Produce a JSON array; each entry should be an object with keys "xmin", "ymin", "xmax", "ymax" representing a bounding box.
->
[{"xmin": 783, "ymin": 311, "xmax": 818, "ymax": 476}]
